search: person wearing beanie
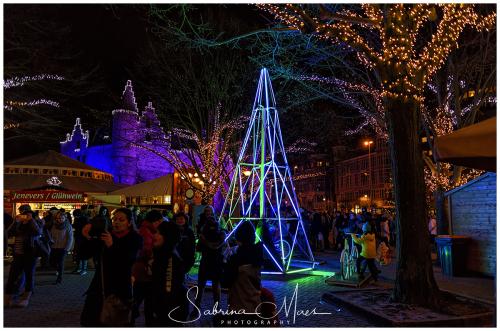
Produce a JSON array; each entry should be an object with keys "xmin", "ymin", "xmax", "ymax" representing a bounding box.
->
[
  {"xmin": 131, "ymin": 209, "xmax": 164, "ymax": 326},
  {"xmin": 5, "ymin": 204, "xmax": 43, "ymax": 308},
  {"xmin": 351, "ymin": 222, "xmax": 380, "ymax": 281},
  {"xmin": 223, "ymin": 221, "xmax": 263, "ymax": 323}
]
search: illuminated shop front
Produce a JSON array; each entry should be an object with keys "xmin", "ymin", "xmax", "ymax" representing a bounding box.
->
[{"xmin": 4, "ymin": 150, "xmax": 124, "ymax": 215}]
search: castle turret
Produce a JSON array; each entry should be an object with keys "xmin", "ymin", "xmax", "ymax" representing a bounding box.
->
[
  {"xmin": 141, "ymin": 101, "xmax": 165, "ymax": 142},
  {"xmin": 60, "ymin": 118, "xmax": 89, "ymax": 163},
  {"xmin": 122, "ymin": 80, "xmax": 139, "ymax": 113},
  {"xmin": 135, "ymin": 101, "xmax": 173, "ymax": 182},
  {"xmin": 111, "ymin": 80, "xmax": 140, "ymax": 185}
]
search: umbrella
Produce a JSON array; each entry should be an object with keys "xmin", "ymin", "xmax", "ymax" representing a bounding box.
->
[{"xmin": 434, "ymin": 117, "xmax": 496, "ymax": 172}]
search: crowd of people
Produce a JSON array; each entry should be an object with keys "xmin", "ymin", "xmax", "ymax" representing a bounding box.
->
[
  {"xmin": 5, "ymin": 202, "xmax": 438, "ymax": 326},
  {"xmin": 4, "ymin": 204, "xmax": 273, "ymax": 327},
  {"xmin": 302, "ymin": 207, "xmax": 396, "ymax": 254},
  {"xmin": 302, "ymin": 207, "xmax": 396, "ymax": 281}
]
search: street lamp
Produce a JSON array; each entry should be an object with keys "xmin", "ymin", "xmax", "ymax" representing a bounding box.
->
[{"xmin": 363, "ymin": 140, "xmax": 374, "ymax": 204}]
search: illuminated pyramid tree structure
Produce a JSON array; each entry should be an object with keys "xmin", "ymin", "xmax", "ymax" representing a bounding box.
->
[{"xmin": 219, "ymin": 68, "xmax": 315, "ymax": 273}]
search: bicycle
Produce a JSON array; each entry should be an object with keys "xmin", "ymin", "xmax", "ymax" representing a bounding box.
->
[{"xmin": 339, "ymin": 232, "xmax": 359, "ymax": 280}]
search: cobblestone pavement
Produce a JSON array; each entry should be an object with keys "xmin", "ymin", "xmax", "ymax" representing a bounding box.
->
[
  {"xmin": 4, "ymin": 248, "xmax": 494, "ymax": 327},
  {"xmin": 3, "ymin": 251, "xmax": 377, "ymax": 327}
]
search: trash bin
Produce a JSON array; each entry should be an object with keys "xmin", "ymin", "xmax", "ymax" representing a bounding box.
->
[{"xmin": 435, "ymin": 235, "xmax": 470, "ymax": 276}]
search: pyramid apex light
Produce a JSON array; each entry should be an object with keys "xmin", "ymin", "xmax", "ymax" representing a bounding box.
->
[{"xmin": 253, "ymin": 68, "xmax": 277, "ymax": 112}]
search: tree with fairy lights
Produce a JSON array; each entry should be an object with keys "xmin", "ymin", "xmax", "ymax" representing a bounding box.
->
[
  {"xmin": 258, "ymin": 4, "xmax": 496, "ymax": 307},
  {"xmin": 3, "ymin": 74, "xmax": 64, "ymax": 134},
  {"xmin": 128, "ymin": 103, "xmax": 247, "ymax": 205},
  {"xmin": 128, "ymin": 45, "xmax": 255, "ymax": 205},
  {"xmin": 421, "ymin": 29, "xmax": 495, "ymax": 233}
]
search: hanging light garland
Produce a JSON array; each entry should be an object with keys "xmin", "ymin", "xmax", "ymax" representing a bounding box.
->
[
  {"xmin": 4, "ymin": 99, "xmax": 60, "ymax": 111},
  {"xmin": 4, "ymin": 74, "xmax": 64, "ymax": 89}
]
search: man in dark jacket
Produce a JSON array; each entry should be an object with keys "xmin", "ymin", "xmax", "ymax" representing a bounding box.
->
[{"xmin": 5, "ymin": 204, "xmax": 42, "ymax": 308}]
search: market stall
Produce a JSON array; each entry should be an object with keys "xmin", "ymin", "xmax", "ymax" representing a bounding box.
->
[{"xmin": 4, "ymin": 150, "xmax": 125, "ymax": 216}]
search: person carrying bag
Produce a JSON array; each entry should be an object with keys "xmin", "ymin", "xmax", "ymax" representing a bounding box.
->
[
  {"xmin": 99, "ymin": 248, "xmax": 133, "ymax": 326},
  {"xmin": 79, "ymin": 208, "xmax": 142, "ymax": 327}
]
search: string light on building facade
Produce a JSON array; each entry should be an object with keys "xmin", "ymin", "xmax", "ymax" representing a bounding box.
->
[{"xmin": 292, "ymin": 171, "xmax": 327, "ymax": 181}]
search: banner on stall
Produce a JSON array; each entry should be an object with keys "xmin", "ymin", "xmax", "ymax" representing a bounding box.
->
[{"xmin": 10, "ymin": 190, "xmax": 85, "ymax": 203}]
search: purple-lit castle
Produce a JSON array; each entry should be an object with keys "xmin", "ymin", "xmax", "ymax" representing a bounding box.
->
[{"xmin": 61, "ymin": 80, "xmax": 175, "ymax": 185}]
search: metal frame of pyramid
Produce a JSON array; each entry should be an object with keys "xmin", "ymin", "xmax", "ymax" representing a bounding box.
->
[{"xmin": 218, "ymin": 68, "xmax": 315, "ymax": 273}]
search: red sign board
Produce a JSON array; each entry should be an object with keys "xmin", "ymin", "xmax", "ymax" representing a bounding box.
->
[{"xmin": 10, "ymin": 190, "xmax": 85, "ymax": 203}]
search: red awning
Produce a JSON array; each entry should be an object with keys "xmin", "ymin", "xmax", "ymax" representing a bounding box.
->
[{"xmin": 434, "ymin": 117, "xmax": 496, "ymax": 172}]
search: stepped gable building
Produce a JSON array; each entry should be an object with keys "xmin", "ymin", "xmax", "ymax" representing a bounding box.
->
[{"xmin": 60, "ymin": 80, "xmax": 175, "ymax": 185}]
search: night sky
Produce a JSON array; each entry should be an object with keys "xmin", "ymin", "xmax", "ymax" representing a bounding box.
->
[
  {"xmin": 4, "ymin": 4, "xmax": 268, "ymax": 160},
  {"xmin": 4, "ymin": 4, "xmax": 361, "ymax": 162}
]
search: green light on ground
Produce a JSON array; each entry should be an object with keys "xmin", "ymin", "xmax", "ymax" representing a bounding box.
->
[
  {"xmin": 310, "ymin": 270, "xmax": 335, "ymax": 277},
  {"xmin": 286, "ymin": 267, "xmax": 313, "ymax": 274}
]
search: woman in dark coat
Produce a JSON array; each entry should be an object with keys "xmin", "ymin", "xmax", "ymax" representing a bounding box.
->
[
  {"xmin": 150, "ymin": 221, "xmax": 189, "ymax": 326},
  {"xmin": 194, "ymin": 215, "xmax": 225, "ymax": 309},
  {"xmin": 79, "ymin": 208, "xmax": 142, "ymax": 327}
]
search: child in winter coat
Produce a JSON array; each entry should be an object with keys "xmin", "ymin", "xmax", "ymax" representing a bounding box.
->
[{"xmin": 351, "ymin": 222, "xmax": 380, "ymax": 281}]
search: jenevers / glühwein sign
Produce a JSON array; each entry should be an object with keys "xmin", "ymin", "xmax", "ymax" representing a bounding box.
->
[{"xmin": 10, "ymin": 191, "xmax": 85, "ymax": 203}]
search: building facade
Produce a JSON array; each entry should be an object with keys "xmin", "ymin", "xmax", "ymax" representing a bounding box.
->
[
  {"xmin": 60, "ymin": 80, "xmax": 175, "ymax": 185},
  {"xmin": 334, "ymin": 139, "xmax": 393, "ymax": 211},
  {"xmin": 291, "ymin": 154, "xmax": 335, "ymax": 212}
]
